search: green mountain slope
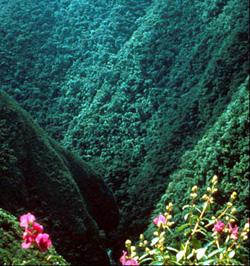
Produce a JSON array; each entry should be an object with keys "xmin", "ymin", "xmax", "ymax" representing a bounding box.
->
[
  {"xmin": 0, "ymin": 91, "xmax": 119, "ymax": 265},
  {"xmin": 147, "ymin": 78, "xmax": 249, "ymax": 236},
  {"xmin": 0, "ymin": 0, "xmax": 249, "ymax": 260}
]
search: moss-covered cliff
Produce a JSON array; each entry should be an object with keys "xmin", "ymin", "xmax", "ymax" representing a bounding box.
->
[{"xmin": 0, "ymin": 91, "xmax": 119, "ymax": 265}]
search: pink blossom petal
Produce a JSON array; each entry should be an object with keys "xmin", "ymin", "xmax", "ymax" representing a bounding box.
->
[
  {"xmin": 120, "ymin": 250, "xmax": 139, "ymax": 266},
  {"xmin": 228, "ymin": 224, "xmax": 238, "ymax": 240},
  {"xmin": 22, "ymin": 231, "xmax": 34, "ymax": 243},
  {"xmin": 20, "ymin": 213, "xmax": 36, "ymax": 228},
  {"xmin": 32, "ymin": 222, "xmax": 44, "ymax": 233},
  {"xmin": 126, "ymin": 259, "xmax": 139, "ymax": 265},
  {"xmin": 21, "ymin": 241, "xmax": 32, "ymax": 249},
  {"xmin": 153, "ymin": 214, "xmax": 166, "ymax": 227},
  {"xmin": 213, "ymin": 220, "xmax": 225, "ymax": 233},
  {"xmin": 35, "ymin": 233, "xmax": 52, "ymax": 252},
  {"xmin": 120, "ymin": 250, "xmax": 127, "ymax": 265}
]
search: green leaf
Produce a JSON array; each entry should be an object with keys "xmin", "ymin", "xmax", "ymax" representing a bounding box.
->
[
  {"xmin": 149, "ymin": 261, "xmax": 164, "ymax": 265},
  {"xmin": 207, "ymin": 248, "xmax": 223, "ymax": 258},
  {"xmin": 139, "ymin": 253, "xmax": 149, "ymax": 260},
  {"xmin": 187, "ymin": 252, "xmax": 194, "ymax": 260},
  {"xmin": 166, "ymin": 246, "xmax": 178, "ymax": 253},
  {"xmin": 201, "ymin": 259, "xmax": 214, "ymax": 265},
  {"xmin": 151, "ymin": 237, "xmax": 159, "ymax": 246},
  {"xmin": 184, "ymin": 213, "xmax": 189, "ymax": 221},
  {"xmin": 176, "ymin": 250, "xmax": 185, "ymax": 262},
  {"xmin": 140, "ymin": 257, "xmax": 153, "ymax": 264},
  {"xmin": 176, "ymin": 223, "xmax": 190, "ymax": 233},
  {"xmin": 196, "ymin": 248, "xmax": 207, "ymax": 260},
  {"xmin": 191, "ymin": 239, "xmax": 202, "ymax": 249},
  {"xmin": 155, "ymin": 255, "xmax": 164, "ymax": 262},
  {"xmin": 228, "ymin": 250, "xmax": 235, "ymax": 259},
  {"xmin": 195, "ymin": 207, "xmax": 202, "ymax": 214},
  {"xmin": 195, "ymin": 228, "xmax": 207, "ymax": 237}
]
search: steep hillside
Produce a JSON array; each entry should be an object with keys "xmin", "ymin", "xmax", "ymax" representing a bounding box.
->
[
  {"xmin": 126, "ymin": 78, "xmax": 249, "ymax": 264},
  {"xmin": 0, "ymin": 91, "xmax": 119, "ymax": 265},
  {"xmin": 0, "ymin": 0, "xmax": 249, "ymax": 259},
  {"xmin": 147, "ymin": 78, "xmax": 249, "ymax": 235},
  {"xmin": 0, "ymin": 0, "xmax": 152, "ymax": 133}
]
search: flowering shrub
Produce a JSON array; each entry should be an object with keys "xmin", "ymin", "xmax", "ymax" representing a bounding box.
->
[
  {"xmin": 120, "ymin": 175, "xmax": 249, "ymax": 265},
  {"xmin": 19, "ymin": 213, "xmax": 52, "ymax": 252}
]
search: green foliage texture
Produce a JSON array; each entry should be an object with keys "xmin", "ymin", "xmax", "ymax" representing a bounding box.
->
[{"xmin": 0, "ymin": 208, "xmax": 69, "ymax": 265}]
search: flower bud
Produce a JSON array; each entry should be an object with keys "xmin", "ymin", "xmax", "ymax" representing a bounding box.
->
[
  {"xmin": 209, "ymin": 197, "xmax": 214, "ymax": 204},
  {"xmin": 191, "ymin": 193, "xmax": 197, "ymax": 199},
  {"xmin": 131, "ymin": 246, "xmax": 136, "ymax": 252},
  {"xmin": 131, "ymin": 251, "xmax": 136, "ymax": 257},
  {"xmin": 139, "ymin": 234, "xmax": 144, "ymax": 240},
  {"xmin": 125, "ymin": 239, "xmax": 132, "ymax": 247},
  {"xmin": 243, "ymin": 222, "xmax": 249, "ymax": 232},
  {"xmin": 153, "ymin": 231, "xmax": 159, "ymax": 236},
  {"xmin": 230, "ymin": 207, "xmax": 237, "ymax": 215},
  {"xmin": 202, "ymin": 194, "xmax": 208, "ymax": 201},
  {"xmin": 230, "ymin": 192, "xmax": 237, "ymax": 201},
  {"xmin": 212, "ymin": 175, "xmax": 218, "ymax": 184},
  {"xmin": 167, "ymin": 221, "xmax": 175, "ymax": 227},
  {"xmin": 192, "ymin": 185, "xmax": 198, "ymax": 192},
  {"xmin": 166, "ymin": 214, "xmax": 172, "ymax": 220},
  {"xmin": 242, "ymin": 235, "xmax": 248, "ymax": 240},
  {"xmin": 212, "ymin": 188, "xmax": 218, "ymax": 193},
  {"xmin": 160, "ymin": 232, "xmax": 165, "ymax": 238},
  {"xmin": 145, "ymin": 247, "xmax": 150, "ymax": 253},
  {"xmin": 166, "ymin": 202, "xmax": 173, "ymax": 211}
]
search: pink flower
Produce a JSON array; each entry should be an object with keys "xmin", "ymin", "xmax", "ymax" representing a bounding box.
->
[
  {"xmin": 228, "ymin": 224, "xmax": 238, "ymax": 240},
  {"xmin": 19, "ymin": 212, "xmax": 52, "ymax": 252},
  {"xmin": 120, "ymin": 251, "xmax": 139, "ymax": 266},
  {"xmin": 213, "ymin": 220, "xmax": 225, "ymax": 233},
  {"xmin": 153, "ymin": 214, "xmax": 167, "ymax": 227},
  {"xmin": 35, "ymin": 233, "xmax": 52, "ymax": 252},
  {"xmin": 120, "ymin": 251, "xmax": 127, "ymax": 265},
  {"xmin": 19, "ymin": 213, "xmax": 36, "ymax": 228},
  {"xmin": 32, "ymin": 222, "xmax": 44, "ymax": 235},
  {"xmin": 124, "ymin": 258, "xmax": 139, "ymax": 265},
  {"xmin": 21, "ymin": 228, "xmax": 36, "ymax": 249},
  {"xmin": 21, "ymin": 240, "xmax": 32, "ymax": 249},
  {"xmin": 22, "ymin": 231, "xmax": 33, "ymax": 249}
]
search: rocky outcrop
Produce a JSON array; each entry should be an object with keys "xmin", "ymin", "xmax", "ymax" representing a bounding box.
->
[{"xmin": 0, "ymin": 91, "xmax": 119, "ymax": 265}]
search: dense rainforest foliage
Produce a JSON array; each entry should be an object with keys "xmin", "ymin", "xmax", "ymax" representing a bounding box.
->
[{"xmin": 0, "ymin": 0, "xmax": 249, "ymax": 264}]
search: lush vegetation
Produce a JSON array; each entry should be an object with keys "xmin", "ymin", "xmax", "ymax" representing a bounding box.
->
[
  {"xmin": 0, "ymin": 91, "xmax": 118, "ymax": 265},
  {"xmin": 0, "ymin": 208, "xmax": 68, "ymax": 265},
  {"xmin": 121, "ymin": 175, "xmax": 249, "ymax": 265},
  {"xmin": 0, "ymin": 0, "xmax": 249, "ymax": 264},
  {"xmin": 137, "ymin": 79, "xmax": 249, "ymax": 264},
  {"xmin": 147, "ymin": 79, "xmax": 249, "ymax": 229}
]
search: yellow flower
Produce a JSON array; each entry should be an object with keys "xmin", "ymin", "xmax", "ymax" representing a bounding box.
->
[
  {"xmin": 230, "ymin": 191, "xmax": 237, "ymax": 201},
  {"xmin": 212, "ymin": 175, "xmax": 218, "ymax": 184},
  {"xmin": 125, "ymin": 239, "xmax": 132, "ymax": 247},
  {"xmin": 192, "ymin": 185, "xmax": 198, "ymax": 192}
]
